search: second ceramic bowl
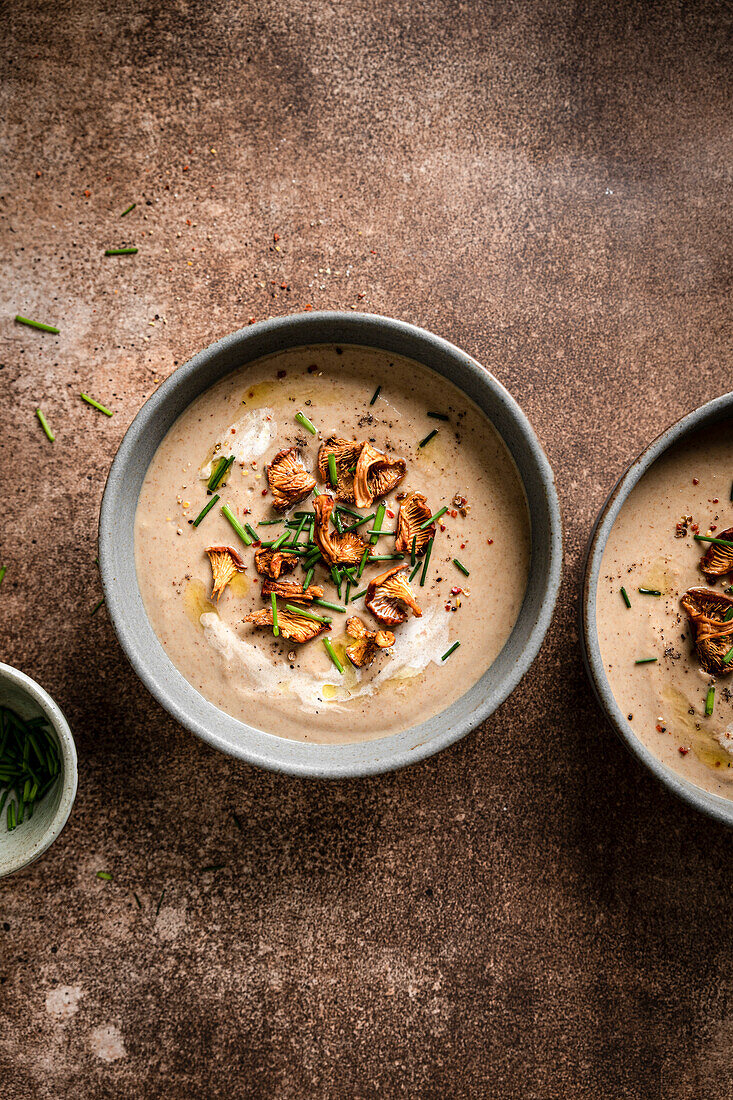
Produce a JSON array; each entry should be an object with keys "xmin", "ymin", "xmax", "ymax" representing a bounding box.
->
[{"xmin": 100, "ymin": 312, "xmax": 562, "ymax": 777}]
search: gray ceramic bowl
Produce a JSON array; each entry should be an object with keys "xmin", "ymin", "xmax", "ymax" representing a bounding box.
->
[
  {"xmin": 0, "ymin": 663, "xmax": 78, "ymax": 876},
  {"xmin": 581, "ymin": 391, "xmax": 733, "ymax": 827},
  {"xmin": 99, "ymin": 312, "xmax": 562, "ymax": 777}
]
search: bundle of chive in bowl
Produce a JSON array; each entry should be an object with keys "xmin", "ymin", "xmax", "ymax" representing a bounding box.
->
[{"xmin": 0, "ymin": 705, "xmax": 61, "ymax": 831}]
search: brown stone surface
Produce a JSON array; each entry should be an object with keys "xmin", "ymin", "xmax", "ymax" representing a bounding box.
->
[{"xmin": 1, "ymin": 0, "xmax": 732, "ymax": 1095}]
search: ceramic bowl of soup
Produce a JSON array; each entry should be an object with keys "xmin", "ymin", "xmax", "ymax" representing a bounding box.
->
[
  {"xmin": 582, "ymin": 392, "xmax": 733, "ymax": 826},
  {"xmin": 100, "ymin": 312, "xmax": 562, "ymax": 777}
]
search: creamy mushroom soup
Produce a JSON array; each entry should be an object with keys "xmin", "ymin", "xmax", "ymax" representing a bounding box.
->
[
  {"xmin": 597, "ymin": 420, "xmax": 733, "ymax": 797},
  {"xmin": 134, "ymin": 344, "xmax": 530, "ymax": 744}
]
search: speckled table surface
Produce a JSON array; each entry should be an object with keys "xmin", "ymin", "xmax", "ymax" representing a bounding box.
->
[{"xmin": 1, "ymin": 1, "xmax": 732, "ymax": 1096}]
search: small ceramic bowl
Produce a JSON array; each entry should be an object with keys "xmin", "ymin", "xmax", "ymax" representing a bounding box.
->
[
  {"xmin": 100, "ymin": 312, "xmax": 562, "ymax": 777},
  {"xmin": 0, "ymin": 663, "xmax": 78, "ymax": 876},
  {"xmin": 581, "ymin": 391, "xmax": 733, "ymax": 827}
]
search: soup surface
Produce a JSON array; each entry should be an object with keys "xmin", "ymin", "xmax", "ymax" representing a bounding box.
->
[
  {"xmin": 134, "ymin": 343, "xmax": 530, "ymax": 743},
  {"xmin": 597, "ymin": 420, "xmax": 733, "ymax": 798}
]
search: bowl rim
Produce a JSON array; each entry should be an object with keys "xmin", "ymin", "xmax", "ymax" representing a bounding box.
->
[
  {"xmin": 99, "ymin": 311, "xmax": 562, "ymax": 777},
  {"xmin": 0, "ymin": 662, "xmax": 78, "ymax": 876},
  {"xmin": 580, "ymin": 390, "xmax": 733, "ymax": 827}
]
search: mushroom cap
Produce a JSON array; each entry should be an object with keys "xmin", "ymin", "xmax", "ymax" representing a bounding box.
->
[
  {"xmin": 700, "ymin": 528, "xmax": 733, "ymax": 579},
  {"xmin": 680, "ymin": 586, "xmax": 733, "ymax": 675},
  {"xmin": 353, "ymin": 442, "xmax": 406, "ymax": 509},
  {"xmin": 394, "ymin": 491, "xmax": 435, "ymax": 555},
  {"xmin": 266, "ymin": 447, "xmax": 317, "ymax": 513},
  {"xmin": 365, "ymin": 564, "xmax": 422, "ymax": 626},
  {"xmin": 317, "ymin": 437, "xmax": 362, "ymax": 502},
  {"xmin": 260, "ymin": 579, "xmax": 324, "ymax": 603},
  {"xmin": 313, "ymin": 494, "xmax": 369, "ymax": 565},
  {"xmin": 243, "ymin": 607, "xmax": 330, "ymax": 643},
  {"xmin": 205, "ymin": 545, "xmax": 246, "ymax": 601},
  {"xmin": 254, "ymin": 547, "xmax": 299, "ymax": 579},
  {"xmin": 344, "ymin": 616, "xmax": 396, "ymax": 667}
]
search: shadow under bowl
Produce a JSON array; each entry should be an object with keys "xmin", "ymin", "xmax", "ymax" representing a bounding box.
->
[{"xmin": 99, "ymin": 312, "xmax": 562, "ymax": 777}]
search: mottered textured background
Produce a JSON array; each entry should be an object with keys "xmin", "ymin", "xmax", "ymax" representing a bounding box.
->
[{"xmin": 1, "ymin": 0, "xmax": 732, "ymax": 1096}]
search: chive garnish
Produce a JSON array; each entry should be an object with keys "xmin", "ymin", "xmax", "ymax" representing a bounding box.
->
[
  {"xmin": 409, "ymin": 561, "xmax": 421, "ymax": 582},
  {"xmin": 420, "ymin": 538, "xmax": 434, "ymax": 586},
  {"xmin": 371, "ymin": 504, "xmax": 385, "ymax": 545},
  {"xmin": 220, "ymin": 503, "xmax": 253, "ymax": 544},
  {"xmin": 271, "ymin": 592, "xmax": 279, "ymax": 637},
  {"xmin": 411, "ymin": 535, "xmax": 417, "ymax": 566},
  {"xmin": 104, "ymin": 247, "xmax": 138, "ymax": 255},
  {"xmin": 620, "ymin": 587, "xmax": 631, "ymax": 608},
  {"xmin": 96, "ymin": 871, "xmax": 113, "ymax": 881},
  {"xmin": 340, "ymin": 513, "xmax": 376, "ymax": 534},
  {"xmin": 120, "ymin": 203, "xmax": 136, "ymax": 217},
  {"xmin": 453, "ymin": 558, "xmax": 470, "ymax": 577},
  {"xmin": 302, "ymin": 566, "xmax": 316, "ymax": 592},
  {"xmin": 80, "ymin": 393, "xmax": 113, "ymax": 417},
  {"xmin": 724, "ymin": 607, "xmax": 733, "ymax": 623},
  {"xmin": 638, "ymin": 587, "xmax": 661, "ymax": 596},
  {"xmin": 192, "ymin": 493, "xmax": 220, "ymax": 527},
  {"xmin": 427, "ymin": 412, "xmax": 450, "ymax": 421},
  {"xmin": 336, "ymin": 506, "xmax": 363, "ymax": 521},
  {"xmin": 283, "ymin": 604, "xmax": 332, "ymax": 623},
  {"xmin": 344, "ymin": 579, "xmax": 352, "ymax": 604},
  {"xmin": 36, "ymin": 408, "xmax": 55, "ymax": 442},
  {"xmin": 357, "ymin": 546, "xmax": 370, "ymax": 577},
  {"xmin": 207, "ymin": 456, "xmax": 229, "ymax": 492},
  {"xmin": 369, "ymin": 385, "xmax": 381, "ymax": 406},
  {"xmin": 323, "ymin": 638, "xmax": 344, "ymax": 674},
  {"xmin": 327, "ymin": 453, "xmax": 338, "ymax": 488},
  {"xmin": 350, "ymin": 587, "xmax": 367, "ymax": 601},
  {"xmin": 724, "ymin": 644, "xmax": 733, "ymax": 665},
  {"xmin": 91, "ymin": 598, "xmax": 104, "ymax": 616},
  {"xmin": 368, "ymin": 554, "xmax": 404, "ymax": 562},
  {"xmin": 270, "ymin": 530, "xmax": 290, "ymax": 551},
  {"xmin": 244, "ymin": 523, "xmax": 259, "ymax": 543},
  {"xmin": 693, "ymin": 534, "xmax": 733, "ymax": 548},
  {"xmin": 705, "ymin": 686, "xmax": 715, "ymax": 716},
  {"xmin": 15, "ymin": 315, "xmax": 59, "ymax": 334},
  {"xmin": 0, "ymin": 566, "xmax": 6, "ymax": 586},
  {"xmin": 257, "ymin": 519, "xmax": 285, "ymax": 526},
  {"xmin": 295, "ymin": 411, "xmax": 317, "ymax": 435},
  {"xmin": 291, "ymin": 514, "xmax": 308, "ymax": 544},
  {"xmin": 313, "ymin": 599, "xmax": 346, "ymax": 613},
  {"xmin": 418, "ymin": 429, "xmax": 438, "ymax": 448},
  {"xmin": 441, "ymin": 641, "xmax": 460, "ymax": 661},
  {"xmin": 420, "ymin": 506, "xmax": 448, "ymax": 530},
  {"xmin": 635, "ymin": 658, "xmax": 657, "ymax": 665}
]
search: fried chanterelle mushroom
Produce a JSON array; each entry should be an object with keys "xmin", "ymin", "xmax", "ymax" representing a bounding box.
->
[
  {"xmin": 353, "ymin": 442, "xmax": 406, "ymax": 509},
  {"xmin": 394, "ymin": 491, "xmax": 435, "ymax": 556},
  {"xmin": 365, "ymin": 564, "xmax": 422, "ymax": 626},
  {"xmin": 243, "ymin": 607, "xmax": 330, "ymax": 643},
  {"xmin": 700, "ymin": 528, "xmax": 733, "ymax": 580},
  {"xmin": 680, "ymin": 587, "xmax": 733, "ymax": 675},
  {"xmin": 205, "ymin": 545, "xmax": 246, "ymax": 601},
  {"xmin": 266, "ymin": 448, "xmax": 317, "ymax": 512},
  {"xmin": 313, "ymin": 494, "xmax": 369, "ymax": 565},
  {"xmin": 317, "ymin": 437, "xmax": 362, "ymax": 502},
  {"xmin": 254, "ymin": 546, "xmax": 298, "ymax": 580},
  {"xmin": 345, "ymin": 616, "xmax": 395, "ymax": 668},
  {"xmin": 260, "ymin": 579, "xmax": 324, "ymax": 603}
]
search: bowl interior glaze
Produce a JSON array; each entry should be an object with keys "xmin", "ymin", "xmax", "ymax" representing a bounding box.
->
[
  {"xmin": 581, "ymin": 392, "xmax": 733, "ymax": 826},
  {"xmin": 100, "ymin": 312, "xmax": 562, "ymax": 777}
]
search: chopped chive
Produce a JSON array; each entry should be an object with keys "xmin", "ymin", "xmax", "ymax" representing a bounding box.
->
[
  {"xmin": 370, "ymin": 504, "xmax": 385, "ymax": 544},
  {"xmin": 369, "ymin": 385, "xmax": 381, "ymax": 406},
  {"xmin": 409, "ymin": 561, "xmax": 421, "ymax": 582},
  {"xmin": 303, "ymin": 565, "xmax": 316, "ymax": 591},
  {"xmin": 283, "ymin": 604, "xmax": 332, "ymax": 623},
  {"xmin": 270, "ymin": 530, "xmax": 290, "ymax": 551},
  {"xmin": 367, "ymin": 530, "xmax": 395, "ymax": 537},
  {"xmin": 104, "ymin": 247, "xmax": 138, "ymax": 255},
  {"xmin": 295, "ymin": 411, "xmax": 317, "ymax": 435},
  {"xmin": 368, "ymin": 554, "xmax": 405, "ymax": 562},
  {"xmin": 427, "ymin": 411, "xmax": 450, "ymax": 421},
  {"xmin": 292, "ymin": 514, "xmax": 308, "ymax": 544},
  {"xmin": 349, "ymin": 588, "xmax": 367, "ymax": 603},
  {"xmin": 192, "ymin": 493, "xmax": 220, "ymax": 527},
  {"xmin": 693, "ymin": 534, "xmax": 733, "ymax": 548},
  {"xmin": 244, "ymin": 523, "xmax": 259, "ymax": 543},
  {"xmin": 155, "ymin": 889, "xmax": 165, "ymax": 916},
  {"xmin": 80, "ymin": 392, "xmax": 113, "ymax": 417},
  {"xmin": 453, "ymin": 558, "xmax": 470, "ymax": 577},
  {"xmin": 327, "ymin": 452, "xmax": 338, "ymax": 488},
  {"xmin": 420, "ymin": 506, "xmax": 448, "ymax": 530},
  {"xmin": 271, "ymin": 592, "xmax": 279, "ymax": 637},
  {"xmin": 221, "ymin": 503, "xmax": 253, "ymax": 544},
  {"xmin": 313, "ymin": 599, "xmax": 346, "ymax": 613},
  {"xmin": 635, "ymin": 658, "xmax": 657, "ymax": 665},
  {"xmin": 705, "ymin": 686, "xmax": 715, "ymax": 716},
  {"xmin": 411, "ymin": 534, "xmax": 417, "ymax": 566},
  {"xmin": 420, "ymin": 538, "xmax": 434, "ymax": 586},
  {"xmin": 208, "ymin": 455, "xmax": 234, "ymax": 492},
  {"xmin": 336, "ymin": 506, "xmax": 363, "ymax": 521},
  {"xmin": 344, "ymin": 579, "xmax": 352, "ymax": 604},
  {"xmin": 15, "ymin": 315, "xmax": 59, "ymax": 334},
  {"xmin": 0, "ymin": 566, "xmax": 6, "ymax": 586},
  {"xmin": 96, "ymin": 871, "xmax": 113, "ymax": 881},
  {"xmin": 441, "ymin": 641, "xmax": 461, "ymax": 661},
  {"xmin": 333, "ymin": 509, "xmax": 343, "ymax": 535},
  {"xmin": 418, "ymin": 429, "xmax": 438, "ymax": 448},
  {"xmin": 723, "ymin": 606, "xmax": 733, "ymax": 622},
  {"xmin": 91, "ymin": 598, "xmax": 104, "ymax": 616},
  {"xmin": 323, "ymin": 637, "xmax": 344, "ymax": 674},
  {"xmin": 120, "ymin": 203, "xmax": 136, "ymax": 217},
  {"xmin": 620, "ymin": 587, "xmax": 631, "ymax": 609},
  {"xmin": 331, "ymin": 565, "xmax": 342, "ymax": 598},
  {"xmin": 341, "ymin": 513, "xmax": 376, "ymax": 534},
  {"xmin": 7, "ymin": 802, "xmax": 15, "ymax": 830},
  {"xmin": 724, "ymin": 644, "xmax": 733, "ymax": 665},
  {"xmin": 36, "ymin": 408, "xmax": 55, "ymax": 441},
  {"xmin": 638, "ymin": 587, "xmax": 661, "ymax": 596},
  {"xmin": 357, "ymin": 546, "xmax": 370, "ymax": 578},
  {"xmin": 257, "ymin": 518, "xmax": 285, "ymax": 526}
]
